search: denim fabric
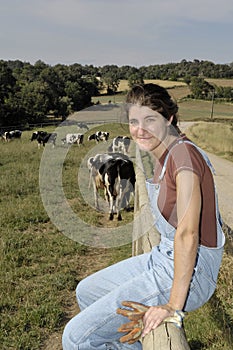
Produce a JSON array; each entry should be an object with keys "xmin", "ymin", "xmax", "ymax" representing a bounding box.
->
[
  {"xmin": 62, "ymin": 141, "xmax": 225, "ymax": 349},
  {"xmin": 62, "ymin": 252, "xmax": 173, "ymax": 349}
]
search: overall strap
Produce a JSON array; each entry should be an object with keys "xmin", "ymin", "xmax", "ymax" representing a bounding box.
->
[
  {"xmin": 180, "ymin": 140, "xmax": 216, "ymax": 175},
  {"xmin": 159, "ymin": 140, "xmax": 216, "ymax": 181}
]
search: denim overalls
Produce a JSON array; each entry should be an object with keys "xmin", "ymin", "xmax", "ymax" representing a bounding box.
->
[
  {"xmin": 62, "ymin": 141, "xmax": 225, "ymax": 350},
  {"xmin": 146, "ymin": 140, "xmax": 225, "ymax": 310}
]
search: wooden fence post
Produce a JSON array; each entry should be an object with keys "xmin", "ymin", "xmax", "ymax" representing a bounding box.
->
[{"xmin": 132, "ymin": 146, "xmax": 190, "ymax": 350}]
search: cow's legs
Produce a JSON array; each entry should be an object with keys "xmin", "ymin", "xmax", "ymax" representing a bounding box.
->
[
  {"xmin": 115, "ymin": 187, "xmax": 123, "ymax": 221},
  {"xmin": 108, "ymin": 194, "xmax": 114, "ymax": 220},
  {"xmin": 94, "ymin": 185, "xmax": 100, "ymax": 210}
]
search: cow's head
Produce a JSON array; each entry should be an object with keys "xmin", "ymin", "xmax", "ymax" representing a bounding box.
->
[{"xmin": 30, "ymin": 132, "xmax": 38, "ymax": 141}]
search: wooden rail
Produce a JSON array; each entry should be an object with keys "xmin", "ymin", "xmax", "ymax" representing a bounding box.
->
[{"xmin": 132, "ymin": 146, "xmax": 190, "ymax": 350}]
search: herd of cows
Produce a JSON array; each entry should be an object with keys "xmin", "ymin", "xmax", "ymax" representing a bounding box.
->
[{"xmin": 1, "ymin": 126, "xmax": 136, "ymax": 221}]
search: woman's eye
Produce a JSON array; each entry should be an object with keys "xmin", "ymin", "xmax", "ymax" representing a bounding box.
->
[
  {"xmin": 146, "ymin": 118, "xmax": 156, "ymax": 123},
  {"xmin": 129, "ymin": 120, "xmax": 138, "ymax": 125}
]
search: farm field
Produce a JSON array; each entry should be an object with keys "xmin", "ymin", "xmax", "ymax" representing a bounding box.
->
[
  {"xmin": 0, "ymin": 124, "xmax": 134, "ymax": 350},
  {"xmin": 92, "ymin": 79, "xmax": 190, "ymax": 104},
  {"xmin": 92, "ymin": 79, "xmax": 233, "ymax": 122},
  {"xmin": 206, "ymin": 78, "xmax": 233, "ymax": 87},
  {"xmin": 1, "ymin": 117, "xmax": 233, "ymax": 348},
  {"xmin": 178, "ymin": 99, "xmax": 233, "ymax": 121}
]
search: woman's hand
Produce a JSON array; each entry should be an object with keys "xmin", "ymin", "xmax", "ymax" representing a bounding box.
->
[
  {"xmin": 117, "ymin": 301, "xmax": 184, "ymax": 343},
  {"xmin": 142, "ymin": 304, "xmax": 175, "ymax": 337}
]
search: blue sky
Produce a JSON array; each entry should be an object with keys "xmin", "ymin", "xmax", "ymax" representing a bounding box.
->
[{"xmin": 1, "ymin": 0, "xmax": 233, "ymax": 67}]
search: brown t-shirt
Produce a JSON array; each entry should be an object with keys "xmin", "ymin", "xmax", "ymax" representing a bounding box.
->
[{"xmin": 153, "ymin": 136, "xmax": 217, "ymax": 247}]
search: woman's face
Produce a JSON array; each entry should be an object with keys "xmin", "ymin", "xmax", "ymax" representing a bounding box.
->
[{"xmin": 128, "ymin": 105, "xmax": 171, "ymax": 153}]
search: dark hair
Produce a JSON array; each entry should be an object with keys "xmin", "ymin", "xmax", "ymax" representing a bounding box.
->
[{"xmin": 126, "ymin": 83, "xmax": 181, "ymax": 133}]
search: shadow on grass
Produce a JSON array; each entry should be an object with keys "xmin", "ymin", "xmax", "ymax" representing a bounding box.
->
[{"xmin": 189, "ymin": 340, "xmax": 206, "ymax": 349}]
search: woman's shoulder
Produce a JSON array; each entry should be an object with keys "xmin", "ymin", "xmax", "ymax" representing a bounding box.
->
[{"xmin": 168, "ymin": 136, "xmax": 206, "ymax": 180}]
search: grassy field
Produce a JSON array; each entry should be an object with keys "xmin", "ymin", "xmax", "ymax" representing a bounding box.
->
[
  {"xmin": 92, "ymin": 79, "xmax": 190, "ymax": 104},
  {"xmin": 1, "ymin": 95, "xmax": 233, "ymax": 349},
  {"xmin": 0, "ymin": 125, "xmax": 134, "ymax": 350},
  {"xmin": 92, "ymin": 79, "xmax": 233, "ymax": 123},
  {"xmin": 185, "ymin": 122, "xmax": 233, "ymax": 161}
]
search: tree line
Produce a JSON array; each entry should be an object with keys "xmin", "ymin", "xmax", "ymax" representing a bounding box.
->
[{"xmin": 1, "ymin": 58, "xmax": 233, "ymax": 127}]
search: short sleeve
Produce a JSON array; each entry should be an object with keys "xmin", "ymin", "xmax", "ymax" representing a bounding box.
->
[{"xmin": 167, "ymin": 142, "xmax": 206, "ymax": 184}]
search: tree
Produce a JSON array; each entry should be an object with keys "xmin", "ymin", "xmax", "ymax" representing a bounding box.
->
[
  {"xmin": 0, "ymin": 61, "xmax": 16, "ymax": 101},
  {"xmin": 0, "ymin": 61, "xmax": 19, "ymax": 126},
  {"xmin": 190, "ymin": 77, "xmax": 214, "ymax": 99},
  {"xmin": 100, "ymin": 65, "xmax": 120, "ymax": 94},
  {"xmin": 65, "ymin": 81, "xmax": 92, "ymax": 111},
  {"xmin": 128, "ymin": 73, "xmax": 144, "ymax": 89},
  {"xmin": 19, "ymin": 80, "xmax": 51, "ymax": 121},
  {"xmin": 39, "ymin": 66, "xmax": 64, "ymax": 113}
]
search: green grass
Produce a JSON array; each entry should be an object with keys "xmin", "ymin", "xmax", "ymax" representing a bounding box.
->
[
  {"xmin": 185, "ymin": 122, "xmax": 233, "ymax": 161},
  {"xmin": 0, "ymin": 126, "xmax": 133, "ymax": 349},
  {"xmin": 92, "ymin": 81, "xmax": 233, "ymax": 123},
  {"xmin": 0, "ymin": 119, "xmax": 232, "ymax": 349},
  {"xmin": 184, "ymin": 248, "xmax": 233, "ymax": 349},
  {"xmin": 179, "ymin": 99, "xmax": 233, "ymax": 121}
]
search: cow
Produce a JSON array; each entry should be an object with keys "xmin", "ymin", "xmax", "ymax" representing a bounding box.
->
[
  {"xmin": 88, "ymin": 131, "xmax": 109, "ymax": 143},
  {"xmin": 31, "ymin": 131, "xmax": 57, "ymax": 148},
  {"xmin": 108, "ymin": 136, "xmax": 131, "ymax": 155},
  {"xmin": 2, "ymin": 130, "xmax": 22, "ymax": 141},
  {"xmin": 61, "ymin": 133, "xmax": 84, "ymax": 146},
  {"xmin": 87, "ymin": 153, "xmax": 114, "ymax": 209},
  {"xmin": 87, "ymin": 153, "xmax": 135, "ymax": 220},
  {"xmin": 77, "ymin": 122, "xmax": 89, "ymax": 130}
]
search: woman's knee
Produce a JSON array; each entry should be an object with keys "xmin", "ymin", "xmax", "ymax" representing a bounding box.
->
[
  {"xmin": 62, "ymin": 320, "xmax": 78, "ymax": 349},
  {"xmin": 75, "ymin": 278, "xmax": 90, "ymax": 310},
  {"xmin": 76, "ymin": 275, "xmax": 100, "ymax": 310}
]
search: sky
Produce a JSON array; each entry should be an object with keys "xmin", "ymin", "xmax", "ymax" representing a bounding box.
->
[{"xmin": 1, "ymin": 0, "xmax": 233, "ymax": 68}]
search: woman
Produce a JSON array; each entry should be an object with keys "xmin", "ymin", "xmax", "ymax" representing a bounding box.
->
[{"xmin": 62, "ymin": 84, "xmax": 225, "ymax": 349}]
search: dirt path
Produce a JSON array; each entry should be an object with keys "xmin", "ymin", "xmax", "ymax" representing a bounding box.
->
[{"xmin": 206, "ymin": 152, "xmax": 233, "ymax": 229}]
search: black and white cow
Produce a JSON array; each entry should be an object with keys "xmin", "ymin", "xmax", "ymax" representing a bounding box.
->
[
  {"xmin": 108, "ymin": 136, "xmax": 131, "ymax": 155},
  {"xmin": 87, "ymin": 153, "xmax": 135, "ymax": 220},
  {"xmin": 61, "ymin": 133, "xmax": 84, "ymax": 146},
  {"xmin": 88, "ymin": 131, "xmax": 109, "ymax": 143},
  {"xmin": 2, "ymin": 130, "xmax": 22, "ymax": 141},
  {"xmin": 31, "ymin": 131, "xmax": 57, "ymax": 148}
]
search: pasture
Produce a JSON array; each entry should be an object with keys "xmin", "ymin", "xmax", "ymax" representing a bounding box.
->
[
  {"xmin": 185, "ymin": 122, "xmax": 233, "ymax": 161},
  {"xmin": 92, "ymin": 79, "xmax": 233, "ymax": 123},
  {"xmin": 0, "ymin": 124, "xmax": 134, "ymax": 349},
  {"xmin": 1, "ymin": 108, "xmax": 233, "ymax": 348}
]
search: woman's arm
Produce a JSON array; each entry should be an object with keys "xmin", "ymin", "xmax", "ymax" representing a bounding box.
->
[
  {"xmin": 169, "ymin": 170, "xmax": 201, "ymax": 309},
  {"xmin": 142, "ymin": 170, "xmax": 201, "ymax": 336}
]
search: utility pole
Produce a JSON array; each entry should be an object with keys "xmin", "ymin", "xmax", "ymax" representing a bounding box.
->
[{"xmin": 210, "ymin": 89, "xmax": 215, "ymax": 120}]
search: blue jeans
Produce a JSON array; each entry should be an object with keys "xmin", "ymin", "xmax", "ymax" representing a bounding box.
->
[{"xmin": 62, "ymin": 244, "xmax": 217, "ymax": 350}]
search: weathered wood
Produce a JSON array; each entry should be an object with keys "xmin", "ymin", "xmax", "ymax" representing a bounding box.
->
[
  {"xmin": 132, "ymin": 147, "xmax": 160, "ymax": 256},
  {"xmin": 132, "ymin": 146, "xmax": 190, "ymax": 350},
  {"xmin": 141, "ymin": 323, "xmax": 190, "ymax": 350}
]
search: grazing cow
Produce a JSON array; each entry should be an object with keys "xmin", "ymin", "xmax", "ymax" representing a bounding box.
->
[
  {"xmin": 61, "ymin": 133, "xmax": 84, "ymax": 146},
  {"xmin": 108, "ymin": 136, "xmax": 131, "ymax": 154},
  {"xmin": 87, "ymin": 153, "xmax": 114, "ymax": 209},
  {"xmin": 31, "ymin": 131, "xmax": 57, "ymax": 148},
  {"xmin": 2, "ymin": 130, "xmax": 22, "ymax": 141},
  {"xmin": 87, "ymin": 153, "xmax": 135, "ymax": 220},
  {"xmin": 88, "ymin": 131, "xmax": 109, "ymax": 143},
  {"xmin": 77, "ymin": 122, "xmax": 89, "ymax": 130}
]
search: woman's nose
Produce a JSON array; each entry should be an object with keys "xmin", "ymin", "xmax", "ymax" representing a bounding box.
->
[{"xmin": 137, "ymin": 124, "xmax": 148, "ymax": 134}]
